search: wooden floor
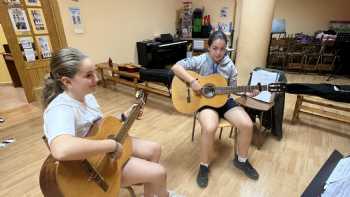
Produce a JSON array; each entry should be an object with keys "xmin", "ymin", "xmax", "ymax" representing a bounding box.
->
[
  {"xmin": 0, "ymin": 85, "xmax": 27, "ymax": 112},
  {"xmin": 0, "ymin": 73, "xmax": 349, "ymax": 197}
]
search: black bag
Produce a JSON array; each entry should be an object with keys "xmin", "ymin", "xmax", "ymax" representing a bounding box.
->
[
  {"xmin": 139, "ymin": 68, "xmax": 174, "ymax": 89},
  {"xmin": 286, "ymin": 83, "xmax": 350, "ymax": 103}
]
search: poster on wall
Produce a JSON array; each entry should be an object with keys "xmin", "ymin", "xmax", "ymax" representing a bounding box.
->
[
  {"xmin": 216, "ymin": 22, "xmax": 231, "ymax": 33},
  {"xmin": 28, "ymin": 8, "xmax": 48, "ymax": 34},
  {"xmin": 220, "ymin": 6, "xmax": 228, "ymax": 18},
  {"xmin": 18, "ymin": 36, "xmax": 36, "ymax": 62},
  {"xmin": 35, "ymin": 35, "xmax": 52, "ymax": 58},
  {"xmin": 272, "ymin": 19, "xmax": 286, "ymax": 33},
  {"xmin": 69, "ymin": 7, "xmax": 84, "ymax": 34},
  {"xmin": 24, "ymin": 0, "xmax": 41, "ymax": 7},
  {"xmin": 8, "ymin": 8, "xmax": 31, "ymax": 35}
]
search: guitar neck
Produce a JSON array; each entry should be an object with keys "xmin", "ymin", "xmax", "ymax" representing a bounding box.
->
[
  {"xmin": 115, "ymin": 104, "xmax": 142, "ymax": 143},
  {"xmin": 215, "ymin": 85, "xmax": 268, "ymax": 95}
]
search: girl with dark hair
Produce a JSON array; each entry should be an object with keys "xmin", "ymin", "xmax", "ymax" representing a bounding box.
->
[
  {"xmin": 42, "ymin": 48, "xmax": 184, "ymax": 197},
  {"xmin": 172, "ymin": 31, "xmax": 259, "ymax": 188}
]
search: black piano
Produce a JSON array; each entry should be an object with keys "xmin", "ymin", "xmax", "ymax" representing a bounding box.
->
[{"xmin": 137, "ymin": 39, "xmax": 188, "ymax": 69}]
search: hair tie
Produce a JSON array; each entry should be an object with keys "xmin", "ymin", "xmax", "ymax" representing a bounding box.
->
[{"xmin": 49, "ymin": 72, "xmax": 54, "ymax": 79}]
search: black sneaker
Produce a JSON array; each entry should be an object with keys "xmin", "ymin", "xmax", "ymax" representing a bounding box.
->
[
  {"xmin": 233, "ymin": 156, "xmax": 259, "ymax": 180},
  {"xmin": 196, "ymin": 165, "xmax": 209, "ymax": 188}
]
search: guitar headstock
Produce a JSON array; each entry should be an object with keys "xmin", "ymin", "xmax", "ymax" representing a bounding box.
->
[
  {"xmin": 135, "ymin": 90, "xmax": 146, "ymax": 105},
  {"xmin": 268, "ymin": 83, "xmax": 286, "ymax": 93}
]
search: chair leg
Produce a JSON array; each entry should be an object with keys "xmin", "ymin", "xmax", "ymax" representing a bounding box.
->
[
  {"xmin": 219, "ymin": 128, "xmax": 223, "ymax": 140},
  {"xmin": 292, "ymin": 95, "xmax": 303, "ymax": 123},
  {"xmin": 125, "ymin": 186, "xmax": 136, "ymax": 197},
  {"xmin": 192, "ymin": 113, "xmax": 197, "ymax": 142},
  {"xmin": 229, "ymin": 127, "xmax": 234, "ymax": 138},
  {"xmin": 233, "ymin": 128, "xmax": 238, "ymax": 154}
]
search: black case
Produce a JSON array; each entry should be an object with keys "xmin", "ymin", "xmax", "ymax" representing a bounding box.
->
[{"xmin": 139, "ymin": 68, "xmax": 174, "ymax": 89}]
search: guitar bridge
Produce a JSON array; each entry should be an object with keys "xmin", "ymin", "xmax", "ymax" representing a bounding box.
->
[{"xmin": 81, "ymin": 160, "xmax": 109, "ymax": 192}]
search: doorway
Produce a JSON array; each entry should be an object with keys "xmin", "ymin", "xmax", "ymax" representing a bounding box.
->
[
  {"xmin": 0, "ymin": 23, "xmax": 27, "ymax": 112},
  {"xmin": 0, "ymin": 0, "xmax": 66, "ymax": 105}
]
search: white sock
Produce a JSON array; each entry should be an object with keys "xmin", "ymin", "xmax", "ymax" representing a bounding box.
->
[
  {"xmin": 200, "ymin": 162, "xmax": 209, "ymax": 167},
  {"xmin": 238, "ymin": 155, "xmax": 247, "ymax": 163}
]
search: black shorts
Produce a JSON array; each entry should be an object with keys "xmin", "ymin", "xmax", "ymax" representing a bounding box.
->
[{"xmin": 198, "ymin": 98, "xmax": 239, "ymax": 117}]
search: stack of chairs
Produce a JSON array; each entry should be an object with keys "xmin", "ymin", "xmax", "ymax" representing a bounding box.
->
[{"xmin": 268, "ymin": 33, "xmax": 338, "ymax": 73}]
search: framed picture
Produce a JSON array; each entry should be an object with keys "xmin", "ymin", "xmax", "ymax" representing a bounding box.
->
[
  {"xmin": 8, "ymin": 8, "xmax": 31, "ymax": 35},
  {"xmin": 35, "ymin": 35, "xmax": 52, "ymax": 59},
  {"xmin": 24, "ymin": 0, "xmax": 41, "ymax": 7},
  {"xmin": 9, "ymin": 0, "xmax": 21, "ymax": 4},
  {"xmin": 18, "ymin": 36, "xmax": 37, "ymax": 62},
  {"xmin": 27, "ymin": 8, "xmax": 48, "ymax": 34}
]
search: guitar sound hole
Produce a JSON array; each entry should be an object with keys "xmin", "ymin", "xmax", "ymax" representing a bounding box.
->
[{"xmin": 201, "ymin": 84, "xmax": 216, "ymax": 98}]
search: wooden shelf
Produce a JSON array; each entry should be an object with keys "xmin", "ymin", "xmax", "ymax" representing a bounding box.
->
[{"xmin": 96, "ymin": 63, "xmax": 171, "ymax": 98}]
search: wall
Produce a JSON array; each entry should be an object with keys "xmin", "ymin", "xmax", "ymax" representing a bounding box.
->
[
  {"xmin": 235, "ymin": 0, "xmax": 276, "ymax": 84},
  {"xmin": 274, "ymin": 0, "xmax": 350, "ymax": 35},
  {"xmin": 0, "ymin": 24, "xmax": 11, "ymax": 84},
  {"xmin": 57, "ymin": 0, "xmax": 180, "ymax": 64},
  {"xmin": 192, "ymin": 0, "xmax": 235, "ymax": 31}
]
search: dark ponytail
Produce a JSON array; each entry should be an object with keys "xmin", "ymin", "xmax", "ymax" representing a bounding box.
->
[
  {"xmin": 208, "ymin": 30, "xmax": 228, "ymax": 47},
  {"xmin": 42, "ymin": 48, "xmax": 87, "ymax": 108}
]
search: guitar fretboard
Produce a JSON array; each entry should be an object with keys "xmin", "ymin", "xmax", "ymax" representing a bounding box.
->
[
  {"xmin": 214, "ymin": 85, "xmax": 268, "ymax": 95},
  {"xmin": 115, "ymin": 101, "xmax": 143, "ymax": 143}
]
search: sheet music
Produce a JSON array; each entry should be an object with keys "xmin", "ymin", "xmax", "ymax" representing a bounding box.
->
[
  {"xmin": 322, "ymin": 157, "xmax": 350, "ymax": 197},
  {"xmin": 250, "ymin": 70, "xmax": 279, "ymax": 103}
]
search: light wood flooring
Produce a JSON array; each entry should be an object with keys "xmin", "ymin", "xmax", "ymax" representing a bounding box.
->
[
  {"xmin": 0, "ymin": 85, "xmax": 27, "ymax": 112},
  {"xmin": 0, "ymin": 73, "xmax": 349, "ymax": 197}
]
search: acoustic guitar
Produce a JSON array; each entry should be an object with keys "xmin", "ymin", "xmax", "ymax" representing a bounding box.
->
[
  {"xmin": 171, "ymin": 71, "xmax": 285, "ymax": 114},
  {"xmin": 39, "ymin": 91, "xmax": 145, "ymax": 197}
]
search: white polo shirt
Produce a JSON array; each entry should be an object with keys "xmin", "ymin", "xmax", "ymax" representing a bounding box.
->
[{"xmin": 43, "ymin": 92, "xmax": 102, "ymax": 145}]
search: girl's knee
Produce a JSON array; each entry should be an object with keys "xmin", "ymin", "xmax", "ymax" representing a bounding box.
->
[
  {"xmin": 151, "ymin": 143, "xmax": 162, "ymax": 161},
  {"xmin": 152, "ymin": 164, "xmax": 167, "ymax": 181},
  {"xmin": 140, "ymin": 141, "xmax": 162, "ymax": 162},
  {"xmin": 201, "ymin": 124, "xmax": 218, "ymax": 135},
  {"xmin": 241, "ymin": 119, "xmax": 253, "ymax": 132},
  {"xmin": 153, "ymin": 143, "xmax": 161, "ymax": 155}
]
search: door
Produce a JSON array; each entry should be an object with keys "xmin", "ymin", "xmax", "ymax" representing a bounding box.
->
[{"xmin": 0, "ymin": 0, "xmax": 67, "ymax": 102}]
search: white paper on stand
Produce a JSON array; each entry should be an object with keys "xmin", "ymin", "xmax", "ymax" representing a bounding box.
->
[{"xmin": 250, "ymin": 70, "xmax": 279, "ymax": 103}]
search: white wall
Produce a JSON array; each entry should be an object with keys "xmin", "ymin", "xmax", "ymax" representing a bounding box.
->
[
  {"xmin": 274, "ymin": 0, "xmax": 350, "ymax": 35},
  {"xmin": 57, "ymin": 0, "xmax": 180, "ymax": 64}
]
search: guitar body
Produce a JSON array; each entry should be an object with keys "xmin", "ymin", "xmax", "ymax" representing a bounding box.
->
[
  {"xmin": 172, "ymin": 71, "xmax": 228, "ymax": 114},
  {"xmin": 40, "ymin": 116, "xmax": 133, "ymax": 197}
]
